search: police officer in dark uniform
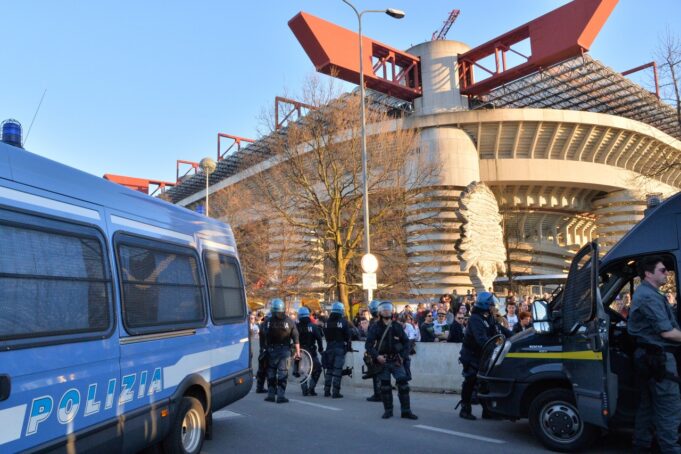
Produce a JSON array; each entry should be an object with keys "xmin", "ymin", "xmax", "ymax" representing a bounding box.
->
[
  {"xmin": 366, "ymin": 300, "xmax": 383, "ymax": 402},
  {"xmin": 323, "ymin": 302, "xmax": 352, "ymax": 398},
  {"xmin": 628, "ymin": 255, "xmax": 681, "ymax": 453},
  {"xmin": 297, "ymin": 306, "xmax": 324, "ymax": 397},
  {"xmin": 365, "ymin": 301, "xmax": 418, "ymax": 420},
  {"xmin": 458, "ymin": 292, "xmax": 511, "ymax": 420},
  {"xmin": 255, "ymin": 313, "xmax": 270, "ymax": 394},
  {"xmin": 263, "ymin": 298, "xmax": 300, "ymax": 403}
]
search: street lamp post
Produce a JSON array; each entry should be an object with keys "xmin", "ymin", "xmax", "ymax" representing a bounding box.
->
[
  {"xmin": 200, "ymin": 157, "xmax": 216, "ymax": 216},
  {"xmin": 341, "ymin": 0, "xmax": 405, "ymax": 301}
]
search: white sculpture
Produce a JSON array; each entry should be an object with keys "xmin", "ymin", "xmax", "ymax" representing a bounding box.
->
[{"xmin": 456, "ymin": 181, "xmax": 507, "ymax": 292}]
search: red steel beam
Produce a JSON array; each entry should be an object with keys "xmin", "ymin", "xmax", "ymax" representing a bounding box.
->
[
  {"xmin": 176, "ymin": 160, "xmax": 200, "ymax": 184},
  {"xmin": 458, "ymin": 0, "xmax": 619, "ymax": 96},
  {"xmin": 103, "ymin": 174, "xmax": 175, "ymax": 196},
  {"xmin": 621, "ymin": 61, "xmax": 660, "ymax": 99},
  {"xmin": 275, "ymin": 96, "xmax": 317, "ymax": 130},
  {"xmin": 217, "ymin": 133, "xmax": 255, "ymax": 161},
  {"xmin": 289, "ymin": 11, "xmax": 422, "ymax": 101}
]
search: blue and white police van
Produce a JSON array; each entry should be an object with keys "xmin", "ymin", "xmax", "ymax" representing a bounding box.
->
[{"xmin": 0, "ymin": 138, "xmax": 252, "ymax": 453}]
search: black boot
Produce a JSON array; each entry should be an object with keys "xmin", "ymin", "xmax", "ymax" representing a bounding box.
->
[
  {"xmin": 255, "ymin": 383, "xmax": 267, "ymax": 394},
  {"xmin": 398, "ymin": 387, "xmax": 418, "ymax": 420},
  {"xmin": 456, "ymin": 400, "xmax": 476, "ymax": 420},
  {"xmin": 301, "ymin": 382, "xmax": 309, "ymax": 396},
  {"xmin": 324, "ymin": 387, "xmax": 331, "ymax": 397},
  {"xmin": 308, "ymin": 377, "xmax": 318, "ymax": 396},
  {"xmin": 275, "ymin": 380, "xmax": 288, "ymax": 403},
  {"xmin": 332, "ymin": 389, "xmax": 343, "ymax": 398},
  {"xmin": 265, "ymin": 377, "xmax": 276, "ymax": 402},
  {"xmin": 367, "ymin": 376, "xmax": 381, "ymax": 401},
  {"xmin": 381, "ymin": 385, "xmax": 393, "ymax": 419}
]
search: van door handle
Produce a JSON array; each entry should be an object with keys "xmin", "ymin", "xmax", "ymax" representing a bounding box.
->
[{"xmin": 0, "ymin": 374, "xmax": 10, "ymax": 401}]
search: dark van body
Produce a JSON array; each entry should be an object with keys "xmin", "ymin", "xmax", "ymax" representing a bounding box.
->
[{"xmin": 477, "ymin": 192, "xmax": 681, "ymax": 451}]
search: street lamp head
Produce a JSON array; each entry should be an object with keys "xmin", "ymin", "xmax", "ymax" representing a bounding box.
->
[
  {"xmin": 361, "ymin": 253, "xmax": 379, "ymax": 274},
  {"xmin": 200, "ymin": 157, "xmax": 217, "ymax": 174},
  {"xmin": 385, "ymin": 8, "xmax": 405, "ymax": 19}
]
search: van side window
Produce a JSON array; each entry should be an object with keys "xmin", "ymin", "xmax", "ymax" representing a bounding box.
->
[
  {"xmin": 118, "ymin": 239, "xmax": 205, "ymax": 334},
  {"xmin": 204, "ymin": 251, "xmax": 246, "ymax": 323},
  {"xmin": 0, "ymin": 222, "xmax": 110, "ymax": 340}
]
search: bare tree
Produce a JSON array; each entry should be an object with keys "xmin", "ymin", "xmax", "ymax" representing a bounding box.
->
[
  {"xmin": 657, "ymin": 28, "xmax": 681, "ymax": 129},
  {"xmin": 213, "ymin": 77, "xmax": 440, "ymax": 311}
]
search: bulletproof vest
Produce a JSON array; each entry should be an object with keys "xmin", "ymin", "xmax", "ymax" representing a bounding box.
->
[
  {"xmin": 374, "ymin": 322, "xmax": 404, "ymax": 356},
  {"xmin": 297, "ymin": 319, "xmax": 317, "ymax": 348},
  {"xmin": 266, "ymin": 316, "xmax": 294, "ymax": 345},
  {"xmin": 325, "ymin": 315, "xmax": 347, "ymax": 343}
]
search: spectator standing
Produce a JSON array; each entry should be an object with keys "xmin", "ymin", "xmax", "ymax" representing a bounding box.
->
[
  {"xmin": 356, "ymin": 319, "xmax": 370, "ymax": 340},
  {"xmin": 513, "ymin": 311, "xmax": 532, "ymax": 334},
  {"xmin": 433, "ymin": 311, "xmax": 450, "ymax": 342},
  {"xmin": 415, "ymin": 303, "xmax": 428, "ymax": 326},
  {"xmin": 447, "ymin": 312, "xmax": 465, "ymax": 342},
  {"xmin": 398, "ymin": 314, "xmax": 417, "ymax": 380},
  {"xmin": 505, "ymin": 303, "xmax": 518, "ymax": 331},
  {"xmin": 249, "ymin": 312, "xmax": 260, "ymax": 336},
  {"xmin": 419, "ymin": 313, "xmax": 436, "ymax": 342}
]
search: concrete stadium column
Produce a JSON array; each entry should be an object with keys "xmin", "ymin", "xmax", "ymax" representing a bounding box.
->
[
  {"xmin": 407, "ymin": 40, "xmax": 471, "ymax": 115},
  {"xmin": 406, "ymin": 126, "xmax": 480, "ymax": 299},
  {"xmin": 593, "ymin": 190, "xmax": 646, "ymax": 254}
]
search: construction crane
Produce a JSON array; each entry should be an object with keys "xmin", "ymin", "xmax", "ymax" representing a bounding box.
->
[{"xmin": 431, "ymin": 9, "xmax": 460, "ymax": 41}]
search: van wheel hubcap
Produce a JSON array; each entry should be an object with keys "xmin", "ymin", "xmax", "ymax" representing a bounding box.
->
[
  {"xmin": 181, "ymin": 408, "xmax": 202, "ymax": 452},
  {"xmin": 540, "ymin": 401, "xmax": 583, "ymax": 443}
]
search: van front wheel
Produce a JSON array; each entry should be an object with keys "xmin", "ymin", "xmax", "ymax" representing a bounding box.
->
[
  {"xmin": 163, "ymin": 396, "xmax": 206, "ymax": 454},
  {"xmin": 528, "ymin": 388, "xmax": 598, "ymax": 452}
]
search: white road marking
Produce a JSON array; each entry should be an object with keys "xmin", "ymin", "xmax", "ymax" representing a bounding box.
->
[
  {"xmin": 212, "ymin": 410, "xmax": 243, "ymax": 420},
  {"xmin": 414, "ymin": 424, "xmax": 506, "ymax": 444},
  {"xmin": 289, "ymin": 399, "xmax": 342, "ymax": 411}
]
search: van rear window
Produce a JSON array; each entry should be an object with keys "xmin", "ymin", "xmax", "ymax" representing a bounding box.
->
[
  {"xmin": 204, "ymin": 252, "xmax": 246, "ymax": 322},
  {"xmin": 0, "ymin": 223, "xmax": 110, "ymax": 340},
  {"xmin": 118, "ymin": 243, "xmax": 205, "ymax": 332}
]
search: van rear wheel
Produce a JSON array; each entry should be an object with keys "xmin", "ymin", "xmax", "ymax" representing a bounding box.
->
[
  {"xmin": 163, "ymin": 396, "xmax": 206, "ymax": 454},
  {"xmin": 528, "ymin": 389, "xmax": 598, "ymax": 452}
]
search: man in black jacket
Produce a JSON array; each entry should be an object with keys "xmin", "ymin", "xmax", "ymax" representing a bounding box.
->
[
  {"xmin": 458, "ymin": 292, "xmax": 511, "ymax": 420},
  {"xmin": 263, "ymin": 299, "xmax": 300, "ymax": 403},
  {"xmin": 297, "ymin": 306, "xmax": 324, "ymax": 396},
  {"xmin": 323, "ymin": 302, "xmax": 352, "ymax": 398},
  {"xmin": 255, "ymin": 314, "xmax": 270, "ymax": 393},
  {"xmin": 365, "ymin": 301, "xmax": 418, "ymax": 420},
  {"xmin": 366, "ymin": 300, "xmax": 383, "ymax": 402}
]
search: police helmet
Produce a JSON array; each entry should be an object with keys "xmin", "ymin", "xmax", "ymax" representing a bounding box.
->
[
  {"xmin": 368, "ymin": 300, "xmax": 380, "ymax": 317},
  {"xmin": 298, "ymin": 306, "xmax": 310, "ymax": 318},
  {"xmin": 474, "ymin": 292, "xmax": 498, "ymax": 311},
  {"xmin": 378, "ymin": 301, "xmax": 393, "ymax": 316},
  {"xmin": 331, "ymin": 301, "xmax": 345, "ymax": 315},
  {"xmin": 271, "ymin": 298, "xmax": 285, "ymax": 313}
]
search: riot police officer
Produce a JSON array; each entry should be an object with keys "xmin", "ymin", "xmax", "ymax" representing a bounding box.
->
[
  {"xmin": 366, "ymin": 300, "xmax": 383, "ymax": 402},
  {"xmin": 628, "ymin": 255, "xmax": 681, "ymax": 453},
  {"xmin": 255, "ymin": 313, "xmax": 270, "ymax": 394},
  {"xmin": 323, "ymin": 302, "xmax": 352, "ymax": 398},
  {"xmin": 263, "ymin": 299, "xmax": 300, "ymax": 403},
  {"xmin": 365, "ymin": 301, "xmax": 418, "ymax": 420},
  {"xmin": 458, "ymin": 292, "xmax": 511, "ymax": 420},
  {"xmin": 297, "ymin": 306, "xmax": 324, "ymax": 397}
]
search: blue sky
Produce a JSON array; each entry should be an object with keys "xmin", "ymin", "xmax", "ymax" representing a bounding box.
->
[{"xmin": 1, "ymin": 0, "xmax": 679, "ymax": 184}]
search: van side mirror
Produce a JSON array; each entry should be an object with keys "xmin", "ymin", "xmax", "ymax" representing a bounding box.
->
[
  {"xmin": 532, "ymin": 300, "xmax": 552, "ymax": 334},
  {"xmin": 532, "ymin": 300, "xmax": 549, "ymax": 322}
]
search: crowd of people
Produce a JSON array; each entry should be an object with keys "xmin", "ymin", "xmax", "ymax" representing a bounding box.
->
[
  {"xmin": 248, "ymin": 290, "xmax": 548, "ymax": 411},
  {"xmin": 249, "ymin": 290, "xmax": 546, "ymax": 345}
]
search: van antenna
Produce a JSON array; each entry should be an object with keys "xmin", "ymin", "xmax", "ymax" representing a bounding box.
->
[{"xmin": 23, "ymin": 89, "xmax": 47, "ymax": 147}]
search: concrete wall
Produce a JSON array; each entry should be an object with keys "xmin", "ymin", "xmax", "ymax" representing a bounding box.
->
[{"xmin": 252, "ymin": 339, "xmax": 463, "ymax": 393}]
